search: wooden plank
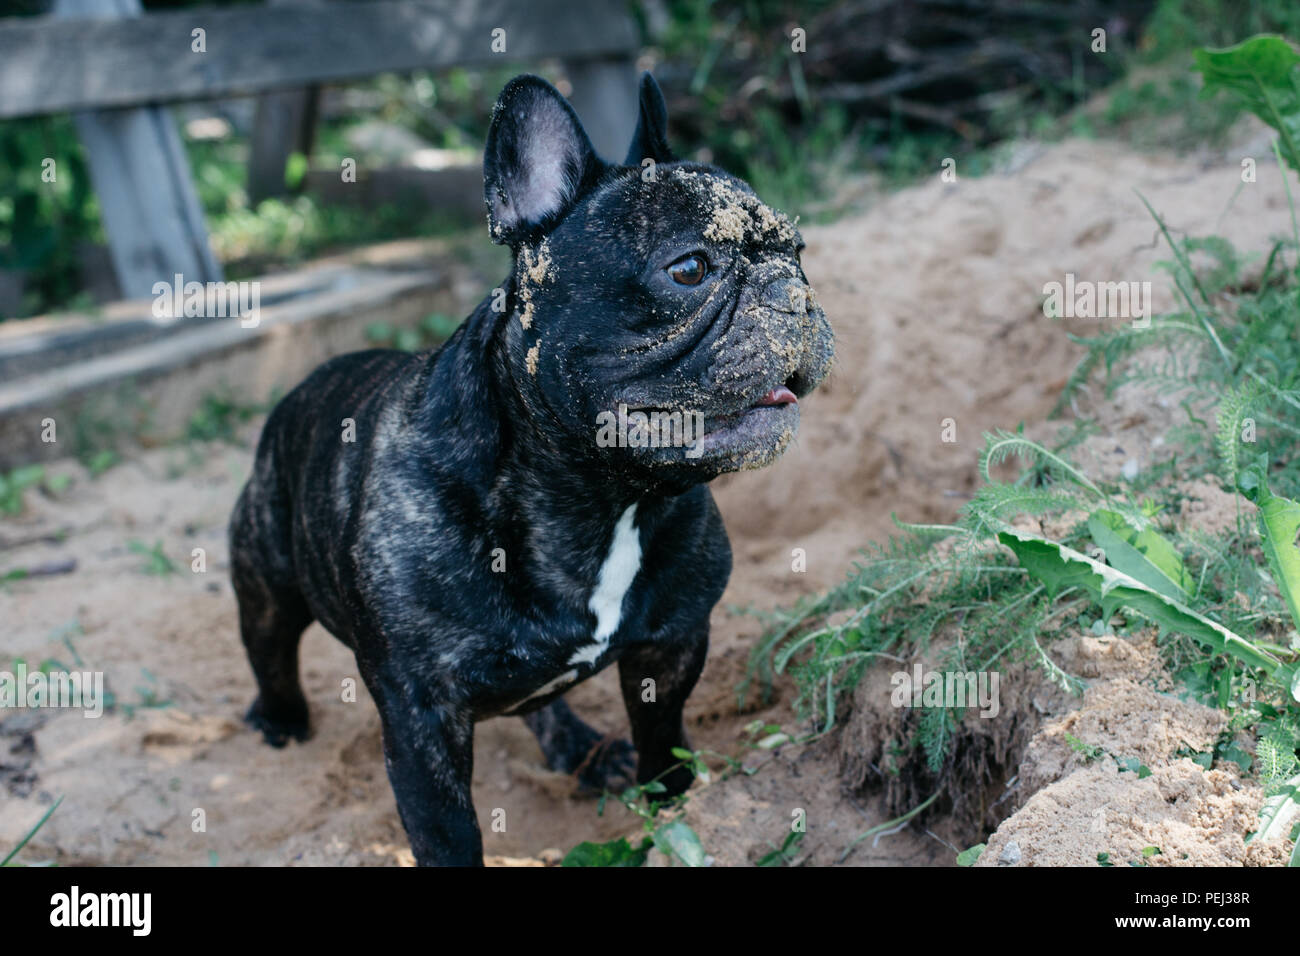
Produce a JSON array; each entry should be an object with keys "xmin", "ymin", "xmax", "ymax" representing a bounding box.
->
[
  {"xmin": 248, "ymin": 84, "xmax": 319, "ymax": 202},
  {"xmin": 247, "ymin": 0, "xmax": 320, "ymax": 203},
  {"xmin": 0, "ymin": 269, "xmax": 435, "ymax": 420},
  {"xmin": 0, "ymin": 0, "xmax": 639, "ymax": 119},
  {"xmin": 302, "ymin": 164, "xmax": 483, "ymax": 221},
  {"xmin": 0, "ymin": 267, "xmax": 444, "ymax": 471},
  {"xmin": 563, "ymin": 56, "xmax": 639, "ymax": 161},
  {"xmin": 55, "ymin": 0, "xmax": 222, "ymax": 299}
]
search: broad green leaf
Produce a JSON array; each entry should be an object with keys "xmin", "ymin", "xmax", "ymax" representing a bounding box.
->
[
  {"xmin": 1087, "ymin": 509, "xmax": 1193, "ymax": 601},
  {"xmin": 1237, "ymin": 458, "xmax": 1300, "ymax": 661},
  {"xmin": 1218, "ymin": 740, "xmax": 1253, "ymax": 773},
  {"xmin": 997, "ymin": 529, "xmax": 1284, "ymax": 678},
  {"xmin": 283, "ymin": 151, "xmax": 309, "ymax": 190},
  {"xmin": 1195, "ymin": 36, "xmax": 1300, "ymax": 173},
  {"xmin": 1251, "ymin": 773, "xmax": 1299, "ymax": 851},
  {"xmin": 956, "ymin": 844, "xmax": 985, "ymax": 866},
  {"xmin": 561, "ymin": 836, "xmax": 650, "ymax": 867},
  {"xmin": 651, "ymin": 820, "xmax": 707, "ymax": 867}
]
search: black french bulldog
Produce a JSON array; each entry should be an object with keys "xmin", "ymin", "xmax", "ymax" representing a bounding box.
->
[{"xmin": 228, "ymin": 72, "xmax": 833, "ymax": 866}]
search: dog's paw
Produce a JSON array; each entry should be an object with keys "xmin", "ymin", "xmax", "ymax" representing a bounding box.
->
[
  {"xmin": 244, "ymin": 697, "xmax": 310, "ymax": 748},
  {"xmin": 573, "ymin": 736, "xmax": 638, "ymax": 795}
]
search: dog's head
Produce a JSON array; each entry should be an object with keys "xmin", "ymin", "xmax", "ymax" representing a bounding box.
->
[{"xmin": 484, "ymin": 73, "xmax": 833, "ymax": 490}]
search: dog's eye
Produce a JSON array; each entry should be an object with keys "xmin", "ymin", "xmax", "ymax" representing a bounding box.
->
[{"xmin": 666, "ymin": 254, "xmax": 708, "ymax": 286}]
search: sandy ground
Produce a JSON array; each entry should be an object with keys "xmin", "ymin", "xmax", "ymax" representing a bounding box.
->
[
  {"xmin": 3, "ymin": 131, "xmax": 1299, "ymax": 866},
  {"xmin": 976, "ymin": 655, "xmax": 1292, "ymax": 867}
]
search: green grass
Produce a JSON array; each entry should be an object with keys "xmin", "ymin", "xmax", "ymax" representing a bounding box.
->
[
  {"xmin": 1, "ymin": 795, "xmax": 63, "ymax": 867},
  {"xmin": 364, "ymin": 311, "xmax": 463, "ymax": 353},
  {"xmin": 1081, "ymin": 1, "xmax": 1300, "ymax": 151},
  {"xmin": 127, "ymin": 539, "xmax": 178, "ymax": 576},
  {"xmin": 0, "ymin": 464, "xmax": 74, "ymax": 516},
  {"xmin": 0, "ymin": 464, "xmax": 46, "ymax": 515},
  {"xmin": 184, "ymin": 389, "xmax": 273, "ymax": 444}
]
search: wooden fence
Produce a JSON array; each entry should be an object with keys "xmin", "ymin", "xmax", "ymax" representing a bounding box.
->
[{"xmin": 0, "ymin": 0, "xmax": 640, "ymax": 300}]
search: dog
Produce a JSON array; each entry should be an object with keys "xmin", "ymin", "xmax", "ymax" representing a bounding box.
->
[{"xmin": 228, "ymin": 72, "xmax": 833, "ymax": 866}]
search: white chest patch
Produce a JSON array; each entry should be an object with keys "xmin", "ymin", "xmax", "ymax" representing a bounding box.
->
[{"xmin": 568, "ymin": 504, "xmax": 641, "ymax": 666}]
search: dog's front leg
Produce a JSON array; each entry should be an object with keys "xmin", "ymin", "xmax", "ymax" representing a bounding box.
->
[
  {"xmin": 617, "ymin": 628, "xmax": 709, "ymax": 798},
  {"xmin": 368, "ymin": 676, "xmax": 482, "ymax": 866}
]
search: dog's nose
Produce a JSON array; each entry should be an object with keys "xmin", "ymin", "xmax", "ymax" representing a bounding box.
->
[{"xmin": 762, "ymin": 277, "xmax": 809, "ymax": 314}]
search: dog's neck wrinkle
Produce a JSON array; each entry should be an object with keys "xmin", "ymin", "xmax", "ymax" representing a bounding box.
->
[
  {"xmin": 418, "ymin": 292, "xmax": 691, "ymax": 605},
  {"xmin": 489, "ymin": 388, "xmax": 667, "ymax": 611},
  {"xmin": 440, "ymin": 303, "xmax": 645, "ymax": 597},
  {"xmin": 498, "ymin": 438, "xmax": 639, "ymax": 574}
]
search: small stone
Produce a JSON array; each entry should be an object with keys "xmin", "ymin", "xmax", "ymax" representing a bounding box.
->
[{"xmin": 998, "ymin": 841, "xmax": 1022, "ymax": 866}]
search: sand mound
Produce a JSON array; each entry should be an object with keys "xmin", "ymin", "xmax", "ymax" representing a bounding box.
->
[
  {"xmin": 971, "ymin": 648, "xmax": 1290, "ymax": 867},
  {"xmin": 977, "ymin": 761, "xmax": 1286, "ymax": 867}
]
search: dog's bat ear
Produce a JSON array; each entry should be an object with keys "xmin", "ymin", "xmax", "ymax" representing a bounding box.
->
[
  {"xmin": 624, "ymin": 72, "xmax": 674, "ymax": 167},
  {"xmin": 484, "ymin": 75, "xmax": 604, "ymax": 245}
]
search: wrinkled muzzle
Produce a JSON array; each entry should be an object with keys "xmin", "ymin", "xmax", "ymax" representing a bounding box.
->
[{"xmin": 707, "ymin": 262, "xmax": 834, "ymax": 410}]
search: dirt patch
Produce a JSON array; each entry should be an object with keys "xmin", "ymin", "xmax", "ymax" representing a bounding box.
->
[
  {"xmin": 835, "ymin": 642, "xmax": 1068, "ymax": 838},
  {"xmin": 968, "ymin": 631, "xmax": 1292, "ymax": 867},
  {"xmin": 2, "ymin": 135, "xmax": 1298, "ymax": 865},
  {"xmin": 978, "ymin": 762, "xmax": 1287, "ymax": 867},
  {"xmin": 653, "ymin": 736, "xmax": 953, "ymax": 867}
]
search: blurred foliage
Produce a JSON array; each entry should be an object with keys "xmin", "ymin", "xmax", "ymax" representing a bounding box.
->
[
  {"xmin": 0, "ymin": 116, "xmax": 102, "ymax": 317},
  {"xmin": 1142, "ymin": 0, "xmax": 1300, "ymax": 57},
  {"xmin": 365, "ymin": 312, "xmax": 464, "ymax": 352},
  {"xmin": 637, "ymin": 0, "xmax": 1148, "ymax": 213},
  {"xmin": 184, "ymin": 134, "xmax": 469, "ymax": 280},
  {"xmin": 1085, "ymin": 0, "xmax": 1300, "ymax": 149}
]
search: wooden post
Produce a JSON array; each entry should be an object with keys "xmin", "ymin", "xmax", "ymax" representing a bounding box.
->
[
  {"xmin": 53, "ymin": 0, "xmax": 222, "ymax": 300},
  {"xmin": 247, "ymin": 0, "xmax": 319, "ymax": 204},
  {"xmin": 563, "ymin": 56, "xmax": 639, "ymax": 162},
  {"xmin": 247, "ymin": 86, "xmax": 319, "ymax": 203}
]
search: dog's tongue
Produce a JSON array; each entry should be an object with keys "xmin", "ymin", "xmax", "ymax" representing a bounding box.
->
[{"xmin": 756, "ymin": 386, "xmax": 798, "ymax": 407}]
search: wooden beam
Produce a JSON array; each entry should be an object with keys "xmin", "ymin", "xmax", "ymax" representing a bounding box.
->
[
  {"xmin": 247, "ymin": 0, "xmax": 320, "ymax": 204},
  {"xmin": 563, "ymin": 56, "xmax": 638, "ymax": 162},
  {"xmin": 247, "ymin": 84, "xmax": 319, "ymax": 202},
  {"xmin": 54, "ymin": 0, "xmax": 223, "ymax": 299},
  {"xmin": 0, "ymin": 0, "xmax": 639, "ymax": 119}
]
